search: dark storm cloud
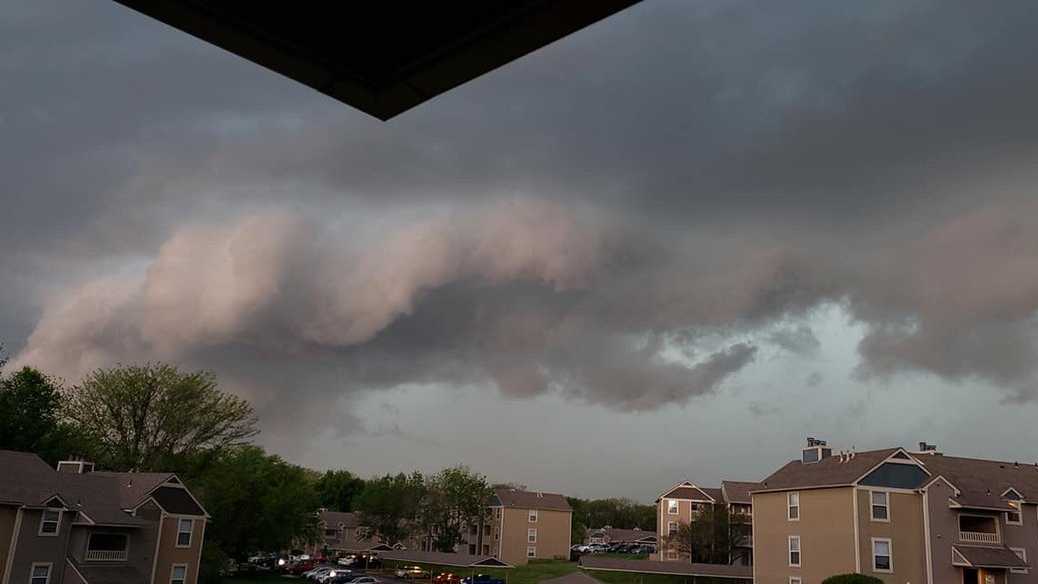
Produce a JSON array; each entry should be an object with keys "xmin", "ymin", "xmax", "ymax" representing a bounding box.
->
[{"xmin": 6, "ymin": 0, "xmax": 1038, "ymax": 453}]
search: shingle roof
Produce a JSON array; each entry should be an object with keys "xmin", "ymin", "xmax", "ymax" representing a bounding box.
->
[
  {"xmin": 380, "ymin": 551, "xmax": 511, "ymax": 568},
  {"xmin": 72, "ymin": 562, "xmax": 149, "ymax": 584},
  {"xmin": 755, "ymin": 448, "xmax": 901, "ymax": 492},
  {"xmin": 915, "ymin": 454, "xmax": 1038, "ymax": 509},
  {"xmin": 659, "ymin": 483, "xmax": 716, "ymax": 502},
  {"xmin": 320, "ymin": 510, "xmax": 362, "ymax": 528},
  {"xmin": 589, "ymin": 527, "xmax": 656, "ymax": 543},
  {"xmin": 0, "ymin": 450, "xmax": 195, "ymax": 526},
  {"xmin": 721, "ymin": 481, "xmax": 762, "ymax": 505},
  {"xmin": 492, "ymin": 488, "xmax": 571, "ymax": 511},
  {"xmin": 953, "ymin": 545, "xmax": 1029, "ymax": 569},
  {"xmin": 580, "ymin": 556, "xmax": 752, "ymax": 580}
]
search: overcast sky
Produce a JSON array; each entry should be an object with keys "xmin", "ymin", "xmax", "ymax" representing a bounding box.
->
[{"xmin": 5, "ymin": 0, "xmax": 1038, "ymax": 502}]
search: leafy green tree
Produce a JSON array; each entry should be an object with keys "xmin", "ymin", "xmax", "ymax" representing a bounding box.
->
[
  {"xmin": 566, "ymin": 497, "xmax": 656, "ymax": 538},
  {"xmin": 355, "ymin": 472, "xmax": 426, "ymax": 546},
  {"xmin": 316, "ymin": 469, "xmax": 366, "ymax": 512},
  {"xmin": 821, "ymin": 575, "xmax": 883, "ymax": 584},
  {"xmin": 0, "ymin": 366, "xmax": 82, "ymax": 463},
  {"xmin": 65, "ymin": 363, "xmax": 258, "ymax": 471},
  {"xmin": 418, "ymin": 466, "xmax": 493, "ymax": 552},
  {"xmin": 662, "ymin": 504, "xmax": 734, "ymax": 564},
  {"xmin": 193, "ymin": 445, "xmax": 319, "ymax": 560}
]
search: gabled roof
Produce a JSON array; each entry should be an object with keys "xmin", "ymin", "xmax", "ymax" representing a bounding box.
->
[
  {"xmin": 492, "ymin": 488, "xmax": 571, "ymax": 512},
  {"xmin": 380, "ymin": 550, "xmax": 511, "ymax": 568},
  {"xmin": 658, "ymin": 481, "xmax": 716, "ymax": 502},
  {"xmin": 589, "ymin": 527, "xmax": 655, "ymax": 543},
  {"xmin": 720, "ymin": 481, "xmax": 763, "ymax": 505},
  {"xmin": 754, "ymin": 448, "xmax": 902, "ymax": 493},
  {"xmin": 952, "ymin": 545, "xmax": 1028, "ymax": 569},
  {"xmin": 912, "ymin": 454, "xmax": 1038, "ymax": 510},
  {"xmin": 0, "ymin": 450, "xmax": 201, "ymax": 525}
]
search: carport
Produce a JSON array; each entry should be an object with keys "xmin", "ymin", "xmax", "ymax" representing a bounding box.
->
[
  {"xmin": 579, "ymin": 556, "xmax": 752, "ymax": 583},
  {"xmin": 379, "ymin": 551, "xmax": 513, "ymax": 584}
]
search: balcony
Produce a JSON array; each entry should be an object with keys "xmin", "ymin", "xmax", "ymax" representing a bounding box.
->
[
  {"xmin": 85, "ymin": 550, "xmax": 128, "ymax": 562},
  {"xmin": 959, "ymin": 531, "xmax": 1001, "ymax": 545},
  {"xmin": 959, "ymin": 514, "xmax": 1000, "ymax": 545}
]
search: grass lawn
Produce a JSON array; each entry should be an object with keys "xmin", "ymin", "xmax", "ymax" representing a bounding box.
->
[{"xmin": 223, "ymin": 561, "xmax": 730, "ymax": 584}]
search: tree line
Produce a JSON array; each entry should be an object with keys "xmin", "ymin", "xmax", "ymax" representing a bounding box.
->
[{"xmin": 1, "ymin": 355, "xmax": 662, "ymax": 580}]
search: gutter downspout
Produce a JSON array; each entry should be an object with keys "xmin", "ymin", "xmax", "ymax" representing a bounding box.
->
[{"xmin": 2, "ymin": 508, "xmax": 24, "ymax": 584}]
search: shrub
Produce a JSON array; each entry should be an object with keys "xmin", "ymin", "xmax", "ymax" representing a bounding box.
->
[{"xmin": 822, "ymin": 574, "xmax": 884, "ymax": 584}]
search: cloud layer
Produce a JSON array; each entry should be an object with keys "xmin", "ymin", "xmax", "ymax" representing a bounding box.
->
[{"xmin": 5, "ymin": 0, "xmax": 1038, "ymax": 460}]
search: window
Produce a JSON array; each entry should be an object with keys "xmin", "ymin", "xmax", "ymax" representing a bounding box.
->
[
  {"xmin": 1007, "ymin": 501, "xmax": 1022, "ymax": 526},
  {"xmin": 177, "ymin": 518, "xmax": 194, "ymax": 547},
  {"xmin": 170, "ymin": 565, "xmax": 188, "ymax": 584},
  {"xmin": 870, "ymin": 491, "xmax": 889, "ymax": 522},
  {"xmin": 788, "ymin": 536, "xmax": 801, "ymax": 567},
  {"xmin": 324, "ymin": 529, "xmax": 338, "ymax": 536},
  {"xmin": 789, "ymin": 578, "xmax": 802, "ymax": 584},
  {"xmin": 787, "ymin": 492, "xmax": 800, "ymax": 521},
  {"xmin": 667, "ymin": 499, "xmax": 679, "ymax": 515},
  {"xmin": 526, "ymin": 547, "xmax": 536, "ymax": 558},
  {"xmin": 30, "ymin": 564, "xmax": 52, "ymax": 584},
  {"xmin": 668, "ymin": 521, "xmax": 678, "ymax": 535},
  {"xmin": 528, "ymin": 510, "xmax": 538, "ymax": 523},
  {"xmin": 38, "ymin": 509, "xmax": 61, "ymax": 536},
  {"xmin": 666, "ymin": 550, "xmax": 678, "ymax": 560},
  {"xmin": 1008, "ymin": 547, "xmax": 1025, "ymax": 576},
  {"xmin": 872, "ymin": 538, "xmax": 892, "ymax": 573},
  {"xmin": 528, "ymin": 528, "xmax": 537, "ymax": 543}
]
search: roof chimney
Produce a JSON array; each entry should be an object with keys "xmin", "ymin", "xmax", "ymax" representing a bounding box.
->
[
  {"xmin": 56, "ymin": 460, "xmax": 94, "ymax": 474},
  {"xmin": 802, "ymin": 437, "xmax": 832, "ymax": 464}
]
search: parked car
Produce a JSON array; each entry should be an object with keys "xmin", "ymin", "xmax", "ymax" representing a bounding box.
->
[
  {"xmin": 433, "ymin": 573, "xmax": 461, "ymax": 584},
  {"xmin": 292, "ymin": 563, "xmax": 312, "ymax": 576},
  {"xmin": 319, "ymin": 568, "xmax": 359, "ymax": 584},
  {"xmin": 325, "ymin": 570, "xmax": 365, "ymax": 584},
  {"xmin": 396, "ymin": 566, "xmax": 431, "ymax": 580},
  {"xmin": 308, "ymin": 566, "xmax": 335, "ymax": 581},
  {"xmin": 460, "ymin": 574, "xmax": 503, "ymax": 584}
]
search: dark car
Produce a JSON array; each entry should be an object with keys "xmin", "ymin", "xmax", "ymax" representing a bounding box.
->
[
  {"xmin": 460, "ymin": 574, "xmax": 504, "ymax": 584},
  {"xmin": 433, "ymin": 573, "xmax": 461, "ymax": 584}
]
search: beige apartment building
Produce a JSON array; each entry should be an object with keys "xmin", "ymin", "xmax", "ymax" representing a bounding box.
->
[
  {"xmin": 752, "ymin": 439, "xmax": 1033, "ymax": 584},
  {"xmin": 481, "ymin": 488, "xmax": 571, "ymax": 565},
  {"xmin": 655, "ymin": 479, "xmax": 759, "ymax": 565},
  {"xmin": 0, "ymin": 450, "xmax": 207, "ymax": 584}
]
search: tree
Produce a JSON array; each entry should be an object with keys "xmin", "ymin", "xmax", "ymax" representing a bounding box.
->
[
  {"xmin": 316, "ymin": 469, "xmax": 366, "ymax": 512},
  {"xmin": 65, "ymin": 363, "xmax": 258, "ymax": 472},
  {"xmin": 418, "ymin": 466, "xmax": 493, "ymax": 552},
  {"xmin": 355, "ymin": 472, "xmax": 426, "ymax": 546},
  {"xmin": 0, "ymin": 366, "xmax": 81, "ymax": 463},
  {"xmin": 566, "ymin": 497, "xmax": 656, "ymax": 537},
  {"xmin": 821, "ymin": 575, "xmax": 883, "ymax": 584},
  {"xmin": 662, "ymin": 504, "xmax": 734, "ymax": 564},
  {"xmin": 193, "ymin": 446, "xmax": 319, "ymax": 560}
]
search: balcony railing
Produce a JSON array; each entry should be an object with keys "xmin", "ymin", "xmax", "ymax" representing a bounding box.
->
[
  {"xmin": 85, "ymin": 549, "xmax": 128, "ymax": 561},
  {"xmin": 959, "ymin": 531, "xmax": 1001, "ymax": 545}
]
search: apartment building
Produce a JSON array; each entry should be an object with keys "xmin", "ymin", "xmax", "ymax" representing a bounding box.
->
[
  {"xmin": 0, "ymin": 450, "xmax": 207, "ymax": 584},
  {"xmin": 302, "ymin": 511, "xmax": 375, "ymax": 556},
  {"xmin": 752, "ymin": 439, "xmax": 1033, "ymax": 584},
  {"xmin": 483, "ymin": 488, "xmax": 571, "ymax": 565},
  {"xmin": 655, "ymin": 479, "xmax": 760, "ymax": 565},
  {"xmin": 586, "ymin": 527, "xmax": 656, "ymax": 548}
]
